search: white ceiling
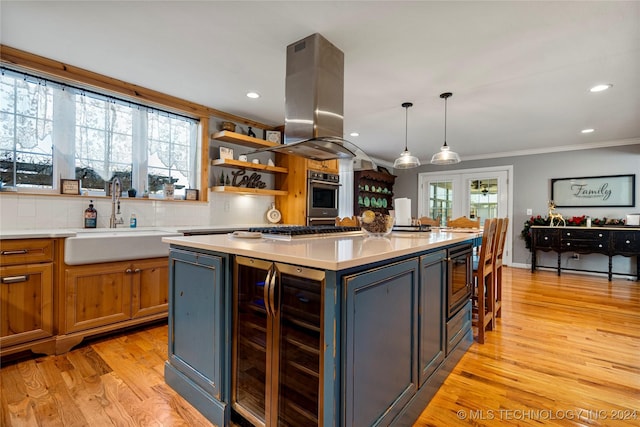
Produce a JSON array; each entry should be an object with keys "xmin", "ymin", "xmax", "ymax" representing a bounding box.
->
[{"xmin": 2, "ymin": 1, "xmax": 639, "ymax": 166}]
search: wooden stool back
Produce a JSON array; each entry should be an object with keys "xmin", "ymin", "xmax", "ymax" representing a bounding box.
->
[
  {"xmin": 493, "ymin": 217, "xmax": 509, "ymax": 319},
  {"xmin": 472, "ymin": 218, "xmax": 497, "ymax": 343},
  {"xmin": 418, "ymin": 216, "xmax": 441, "ymax": 227},
  {"xmin": 447, "ymin": 216, "xmax": 481, "ymax": 228},
  {"xmin": 335, "ymin": 216, "xmax": 359, "ymax": 227}
]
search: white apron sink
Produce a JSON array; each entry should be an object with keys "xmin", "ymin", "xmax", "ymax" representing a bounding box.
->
[{"xmin": 64, "ymin": 228, "xmax": 182, "ymax": 265}]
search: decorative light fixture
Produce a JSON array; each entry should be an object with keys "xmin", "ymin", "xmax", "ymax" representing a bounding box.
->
[
  {"xmin": 431, "ymin": 92, "xmax": 461, "ymax": 165},
  {"xmin": 393, "ymin": 102, "xmax": 420, "ymax": 169}
]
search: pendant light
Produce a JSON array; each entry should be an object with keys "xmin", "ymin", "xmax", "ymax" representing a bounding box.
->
[
  {"xmin": 431, "ymin": 92, "xmax": 461, "ymax": 165},
  {"xmin": 393, "ymin": 102, "xmax": 420, "ymax": 169}
]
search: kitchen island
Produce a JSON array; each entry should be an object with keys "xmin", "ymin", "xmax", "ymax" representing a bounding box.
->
[{"xmin": 162, "ymin": 229, "xmax": 481, "ymax": 426}]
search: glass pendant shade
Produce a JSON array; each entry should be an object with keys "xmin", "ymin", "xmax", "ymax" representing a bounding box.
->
[
  {"xmin": 430, "ymin": 144, "xmax": 461, "ymax": 165},
  {"xmin": 394, "ymin": 149, "xmax": 420, "ymax": 169},
  {"xmin": 394, "ymin": 102, "xmax": 420, "ymax": 169},
  {"xmin": 431, "ymin": 92, "xmax": 461, "ymax": 165}
]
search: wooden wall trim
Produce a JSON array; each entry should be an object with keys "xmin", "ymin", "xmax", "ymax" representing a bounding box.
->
[{"xmin": 0, "ymin": 44, "xmax": 273, "ymax": 129}]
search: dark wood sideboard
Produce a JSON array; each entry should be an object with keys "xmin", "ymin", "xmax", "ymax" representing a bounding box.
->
[{"xmin": 530, "ymin": 226, "xmax": 640, "ymax": 281}]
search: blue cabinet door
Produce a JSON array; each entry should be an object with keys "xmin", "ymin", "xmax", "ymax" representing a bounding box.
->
[
  {"xmin": 343, "ymin": 258, "xmax": 419, "ymax": 427},
  {"xmin": 418, "ymin": 250, "xmax": 446, "ymax": 386},
  {"xmin": 165, "ymin": 248, "xmax": 228, "ymax": 425}
]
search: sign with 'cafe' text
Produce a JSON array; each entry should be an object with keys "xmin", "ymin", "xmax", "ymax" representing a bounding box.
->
[{"xmin": 551, "ymin": 174, "xmax": 636, "ymax": 207}]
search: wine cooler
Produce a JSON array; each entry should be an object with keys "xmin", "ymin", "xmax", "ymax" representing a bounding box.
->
[{"xmin": 232, "ymin": 256, "xmax": 325, "ymax": 427}]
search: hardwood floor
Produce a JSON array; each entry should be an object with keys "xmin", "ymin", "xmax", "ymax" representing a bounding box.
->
[{"xmin": 1, "ymin": 267, "xmax": 638, "ymax": 426}]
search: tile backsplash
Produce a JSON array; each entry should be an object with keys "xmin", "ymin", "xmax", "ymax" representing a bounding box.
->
[{"xmin": 0, "ymin": 193, "xmax": 275, "ymax": 230}]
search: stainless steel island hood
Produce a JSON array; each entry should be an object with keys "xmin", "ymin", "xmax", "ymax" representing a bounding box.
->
[{"xmin": 251, "ymin": 33, "xmax": 357, "ymax": 161}]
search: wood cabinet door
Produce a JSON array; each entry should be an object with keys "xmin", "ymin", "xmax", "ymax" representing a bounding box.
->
[
  {"xmin": 0, "ymin": 263, "xmax": 54, "ymax": 347},
  {"xmin": 343, "ymin": 258, "xmax": 419, "ymax": 427},
  {"xmin": 418, "ymin": 251, "xmax": 446, "ymax": 385},
  {"xmin": 131, "ymin": 258, "xmax": 169, "ymax": 319},
  {"xmin": 307, "ymin": 159, "xmax": 338, "ymax": 173},
  {"xmin": 63, "ymin": 262, "xmax": 131, "ymax": 333}
]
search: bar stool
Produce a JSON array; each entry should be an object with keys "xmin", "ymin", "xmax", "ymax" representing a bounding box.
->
[
  {"xmin": 335, "ymin": 216, "xmax": 359, "ymax": 227},
  {"xmin": 418, "ymin": 216, "xmax": 441, "ymax": 227},
  {"xmin": 447, "ymin": 216, "xmax": 481, "ymax": 228},
  {"xmin": 472, "ymin": 218, "xmax": 497, "ymax": 344},
  {"xmin": 493, "ymin": 217, "xmax": 509, "ymax": 319}
]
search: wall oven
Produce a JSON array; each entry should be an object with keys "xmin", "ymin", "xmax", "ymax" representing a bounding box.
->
[{"xmin": 307, "ymin": 171, "xmax": 340, "ymax": 226}]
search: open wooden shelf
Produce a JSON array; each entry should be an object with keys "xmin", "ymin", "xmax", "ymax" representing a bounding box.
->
[
  {"xmin": 211, "ymin": 130, "xmax": 279, "ymax": 149},
  {"xmin": 210, "ymin": 185, "xmax": 288, "ymax": 196},
  {"xmin": 210, "ymin": 158, "xmax": 288, "ymax": 174}
]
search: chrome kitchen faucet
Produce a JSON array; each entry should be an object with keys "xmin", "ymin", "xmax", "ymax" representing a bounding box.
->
[{"xmin": 109, "ymin": 176, "xmax": 124, "ymax": 228}]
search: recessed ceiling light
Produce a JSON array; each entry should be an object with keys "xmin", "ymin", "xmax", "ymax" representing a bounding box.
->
[
  {"xmin": 349, "ymin": 132, "xmax": 359, "ymax": 137},
  {"xmin": 581, "ymin": 128, "xmax": 595, "ymax": 134},
  {"xmin": 589, "ymin": 84, "xmax": 612, "ymax": 93},
  {"xmin": 246, "ymin": 92, "xmax": 260, "ymax": 99}
]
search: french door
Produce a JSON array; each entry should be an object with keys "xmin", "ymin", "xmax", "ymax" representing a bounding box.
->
[{"xmin": 418, "ymin": 166, "xmax": 512, "ymax": 264}]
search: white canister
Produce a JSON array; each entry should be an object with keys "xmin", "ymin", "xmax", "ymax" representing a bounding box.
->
[
  {"xmin": 163, "ymin": 183, "xmax": 175, "ymax": 199},
  {"xmin": 394, "ymin": 198, "xmax": 412, "ymax": 226}
]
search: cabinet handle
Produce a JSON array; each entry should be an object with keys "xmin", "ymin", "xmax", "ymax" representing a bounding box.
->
[
  {"xmin": 269, "ymin": 268, "xmax": 277, "ymax": 316},
  {"xmin": 544, "ymin": 237, "xmax": 548, "ymax": 240},
  {"xmin": 264, "ymin": 269, "xmax": 273, "ymax": 316},
  {"xmin": 296, "ymin": 293, "xmax": 310, "ymax": 303},
  {"xmin": 134, "ymin": 268, "xmax": 141, "ymax": 273},
  {"xmin": 2, "ymin": 275, "xmax": 28, "ymax": 284},
  {"xmin": 598, "ymin": 234, "xmax": 603, "ymax": 237},
  {"xmin": 566, "ymin": 232, "xmax": 571, "ymax": 236},
  {"xmin": 566, "ymin": 242, "xmax": 571, "ymax": 246},
  {"xmin": 627, "ymin": 240, "xmax": 631, "ymax": 244},
  {"xmin": 1, "ymin": 249, "xmax": 28, "ymax": 255},
  {"xmin": 125, "ymin": 268, "xmax": 133, "ymax": 273},
  {"xmin": 598, "ymin": 244, "xmax": 603, "ymax": 248}
]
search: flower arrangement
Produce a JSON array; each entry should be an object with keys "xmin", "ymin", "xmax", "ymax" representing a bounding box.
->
[{"xmin": 520, "ymin": 215, "xmax": 626, "ymax": 249}]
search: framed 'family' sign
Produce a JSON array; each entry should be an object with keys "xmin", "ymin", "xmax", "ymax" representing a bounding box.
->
[{"xmin": 551, "ymin": 174, "xmax": 635, "ymax": 207}]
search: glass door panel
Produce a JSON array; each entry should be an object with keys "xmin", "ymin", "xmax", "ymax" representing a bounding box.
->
[
  {"xmin": 275, "ymin": 263, "xmax": 325, "ymax": 427},
  {"xmin": 233, "ymin": 256, "xmax": 272, "ymax": 426},
  {"xmin": 469, "ymin": 178, "xmax": 498, "ymax": 222},
  {"xmin": 428, "ymin": 180, "xmax": 453, "ymax": 226}
]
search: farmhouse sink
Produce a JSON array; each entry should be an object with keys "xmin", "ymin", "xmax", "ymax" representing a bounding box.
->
[{"xmin": 64, "ymin": 228, "xmax": 183, "ymax": 265}]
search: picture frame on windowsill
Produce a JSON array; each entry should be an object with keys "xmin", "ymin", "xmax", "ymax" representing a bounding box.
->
[
  {"xmin": 60, "ymin": 179, "xmax": 81, "ymax": 195},
  {"xmin": 185, "ymin": 189, "xmax": 199, "ymax": 201}
]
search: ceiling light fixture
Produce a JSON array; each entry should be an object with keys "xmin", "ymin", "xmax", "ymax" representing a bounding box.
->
[
  {"xmin": 393, "ymin": 102, "xmax": 420, "ymax": 169},
  {"xmin": 246, "ymin": 92, "xmax": 260, "ymax": 99},
  {"xmin": 431, "ymin": 92, "xmax": 461, "ymax": 165},
  {"xmin": 581, "ymin": 128, "xmax": 595, "ymax": 133},
  {"xmin": 589, "ymin": 84, "xmax": 612, "ymax": 93},
  {"xmin": 350, "ymin": 132, "xmax": 360, "ymax": 137}
]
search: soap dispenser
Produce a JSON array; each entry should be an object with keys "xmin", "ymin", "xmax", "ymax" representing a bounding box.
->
[{"xmin": 84, "ymin": 200, "xmax": 97, "ymax": 228}]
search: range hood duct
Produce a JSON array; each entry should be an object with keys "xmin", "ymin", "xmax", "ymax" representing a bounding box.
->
[
  {"xmin": 285, "ymin": 33, "xmax": 344, "ymax": 145},
  {"xmin": 250, "ymin": 33, "xmax": 357, "ymax": 161}
]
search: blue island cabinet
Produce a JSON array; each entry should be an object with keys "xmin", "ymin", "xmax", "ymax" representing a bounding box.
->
[
  {"xmin": 164, "ymin": 248, "xmax": 230, "ymax": 426},
  {"xmin": 164, "ymin": 240, "xmax": 473, "ymax": 427},
  {"xmin": 343, "ymin": 258, "xmax": 420, "ymax": 427}
]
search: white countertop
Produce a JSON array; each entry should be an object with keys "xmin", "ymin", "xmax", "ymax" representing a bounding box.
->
[
  {"xmin": 163, "ymin": 230, "xmax": 482, "ymax": 271},
  {"xmin": 0, "ymin": 224, "xmax": 265, "ymax": 240}
]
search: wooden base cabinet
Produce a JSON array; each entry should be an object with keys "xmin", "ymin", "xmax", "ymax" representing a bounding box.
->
[
  {"xmin": 58, "ymin": 257, "xmax": 168, "ymax": 352},
  {"xmin": 0, "ymin": 238, "xmax": 56, "ymax": 357}
]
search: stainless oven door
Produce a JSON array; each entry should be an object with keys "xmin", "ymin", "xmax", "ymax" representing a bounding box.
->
[
  {"xmin": 307, "ymin": 217, "xmax": 337, "ymax": 226},
  {"xmin": 307, "ymin": 180, "xmax": 340, "ymax": 218}
]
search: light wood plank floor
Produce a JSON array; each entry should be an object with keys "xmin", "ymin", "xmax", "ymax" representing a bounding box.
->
[{"xmin": 1, "ymin": 267, "xmax": 638, "ymax": 426}]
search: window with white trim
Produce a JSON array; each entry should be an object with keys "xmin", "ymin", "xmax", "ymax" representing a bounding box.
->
[{"xmin": 0, "ymin": 68, "xmax": 200, "ymax": 197}]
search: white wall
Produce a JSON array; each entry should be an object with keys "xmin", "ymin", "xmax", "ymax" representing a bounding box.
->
[
  {"xmin": 0, "ymin": 192, "xmax": 276, "ymax": 230},
  {"xmin": 394, "ymin": 143, "xmax": 640, "ymax": 275}
]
